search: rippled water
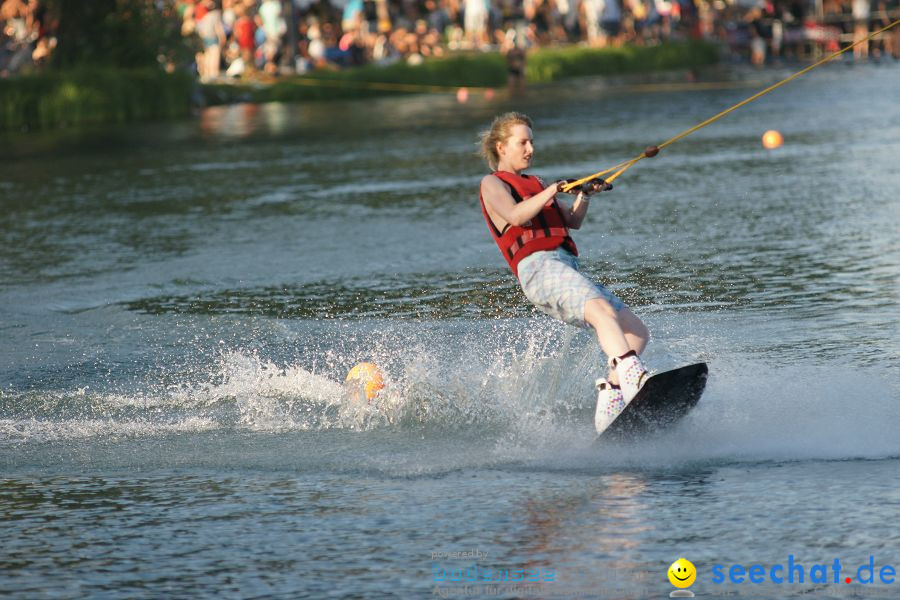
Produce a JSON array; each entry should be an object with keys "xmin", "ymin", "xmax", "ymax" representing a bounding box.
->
[{"xmin": 1, "ymin": 63, "xmax": 899, "ymax": 598}]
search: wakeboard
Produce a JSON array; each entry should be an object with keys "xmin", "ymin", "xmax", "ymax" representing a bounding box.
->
[{"xmin": 600, "ymin": 362, "xmax": 708, "ymax": 440}]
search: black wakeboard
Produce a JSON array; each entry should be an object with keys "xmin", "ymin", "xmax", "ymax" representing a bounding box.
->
[{"xmin": 600, "ymin": 362, "xmax": 708, "ymax": 440}]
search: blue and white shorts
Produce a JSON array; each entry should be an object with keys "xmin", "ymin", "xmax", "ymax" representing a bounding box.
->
[{"xmin": 517, "ymin": 247, "xmax": 625, "ymax": 329}]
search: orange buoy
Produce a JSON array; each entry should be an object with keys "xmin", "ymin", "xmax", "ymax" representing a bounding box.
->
[
  {"xmin": 762, "ymin": 130, "xmax": 784, "ymax": 149},
  {"xmin": 345, "ymin": 362, "xmax": 385, "ymax": 402}
]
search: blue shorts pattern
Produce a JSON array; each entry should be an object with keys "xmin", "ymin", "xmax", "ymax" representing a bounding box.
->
[{"xmin": 517, "ymin": 248, "xmax": 626, "ymax": 329}]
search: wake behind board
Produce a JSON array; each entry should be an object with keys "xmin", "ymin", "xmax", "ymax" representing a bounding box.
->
[{"xmin": 601, "ymin": 362, "xmax": 708, "ymax": 440}]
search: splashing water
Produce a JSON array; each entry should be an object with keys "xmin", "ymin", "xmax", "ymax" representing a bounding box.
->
[{"xmin": 4, "ymin": 319, "xmax": 898, "ymax": 475}]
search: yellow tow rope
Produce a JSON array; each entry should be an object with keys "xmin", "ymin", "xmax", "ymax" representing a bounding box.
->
[{"xmin": 562, "ymin": 17, "xmax": 900, "ymax": 192}]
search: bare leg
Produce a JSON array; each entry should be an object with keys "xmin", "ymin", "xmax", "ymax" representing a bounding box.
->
[
  {"xmin": 618, "ymin": 306, "xmax": 650, "ymax": 356},
  {"xmin": 583, "ymin": 299, "xmax": 649, "ymax": 386}
]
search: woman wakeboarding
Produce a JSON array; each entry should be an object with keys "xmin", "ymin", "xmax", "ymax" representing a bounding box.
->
[{"xmin": 478, "ymin": 111, "xmax": 650, "ymax": 434}]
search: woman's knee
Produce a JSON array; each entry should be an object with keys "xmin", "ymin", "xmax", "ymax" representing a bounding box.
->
[
  {"xmin": 584, "ymin": 297, "xmax": 618, "ymax": 323},
  {"xmin": 620, "ymin": 307, "xmax": 650, "ymax": 341}
]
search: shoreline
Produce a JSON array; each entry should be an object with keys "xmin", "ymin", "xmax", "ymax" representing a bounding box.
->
[
  {"xmin": 2, "ymin": 40, "xmax": 719, "ymax": 132},
  {"xmin": 199, "ymin": 40, "xmax": 720, "ymax": 106}
]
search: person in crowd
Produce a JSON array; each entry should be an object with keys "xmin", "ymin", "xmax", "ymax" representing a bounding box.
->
[
  {"xmin": 852, "ymin": 0, "xmax": 870, "ymax": 59},
  {"xmin": 502, "ymin": 27, "xmax": 527, "ymax": 90},
  {"xmin": 258, "ymin": 0, "xmax": 286, "ymax": 72},
  {"xmin": 196, "ymin": 0, "xmax": 226, "ymax": 80},
  {"xmin": 232, "ymin": 2, "xmax": 256, "ymax": 73},
  {"xmin": 464, "ymin": 0, "xmax": 490, "ymax": 48}
]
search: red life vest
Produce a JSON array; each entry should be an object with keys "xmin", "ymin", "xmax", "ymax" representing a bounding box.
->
[{"xmin": 479, "ymin": 171, "xmax": 578, "ymax": 277}]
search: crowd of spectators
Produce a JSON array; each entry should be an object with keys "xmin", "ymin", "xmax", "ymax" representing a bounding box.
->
[
  {"xmin": 178, "ymin": 0, "xmax": 899, "ymax": 80},
  {"xmin": 1, "ymin": 0, "xmax": 898, "ymax": 79},
  {"xmin": 0, "ymin": 0, "xmax": 53, "ymax": 77}
]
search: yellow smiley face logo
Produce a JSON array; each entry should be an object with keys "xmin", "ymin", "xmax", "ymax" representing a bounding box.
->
[{"xmin": 668, "ymin": 558, "xmax": 696, "ymax": 588}]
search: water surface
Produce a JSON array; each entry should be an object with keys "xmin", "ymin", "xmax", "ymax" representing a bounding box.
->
[{"xmin": 1, "ymin": 63, "xmax": 899, "ymax": 598}]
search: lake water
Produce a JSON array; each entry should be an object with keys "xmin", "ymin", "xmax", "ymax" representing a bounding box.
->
[{"xmin": 1, "ymin": 62, "xmax": 899, "ymax": 599}]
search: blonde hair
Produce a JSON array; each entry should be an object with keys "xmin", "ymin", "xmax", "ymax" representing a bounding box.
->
[{"xmin": 478, "ymin": 112, "xmax": 533, "ymax": 171}]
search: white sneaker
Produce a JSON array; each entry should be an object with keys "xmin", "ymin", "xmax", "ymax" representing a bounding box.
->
[
  {"xmin": 609, "ymin": 353, "xmax": 649, "ymax": 403},
  {"xmin": 594, "ymin": 378, "xmax": 626, "ymax": 434}
]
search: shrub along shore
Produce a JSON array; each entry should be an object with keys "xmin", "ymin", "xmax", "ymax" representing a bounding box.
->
[
  {"xmin": 1, "ymin": 67, "xmax": 194, "ymax": 132},
  {"xmin": 2, "ymin": 40, "xmax": 718, "ymax": 131}
]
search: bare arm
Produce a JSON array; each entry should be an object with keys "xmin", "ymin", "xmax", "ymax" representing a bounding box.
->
[
  {"xmin": 556, "ymin": 191, "xmax": 590, "ymax": 230},
  {"xmin": 555, "ymin": 178, "xmax": 614, "ymax": 229}
]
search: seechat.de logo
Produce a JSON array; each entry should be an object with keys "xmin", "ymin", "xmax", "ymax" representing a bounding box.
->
[{"xmin": 668, "ymin": 558, "xmax": 696, "ymax": 597}]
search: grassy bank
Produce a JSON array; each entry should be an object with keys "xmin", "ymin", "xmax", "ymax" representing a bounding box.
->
[
  {"xmin": 526, "ymin": 39, "xmax": 719, "ymax": 82},
  {"xmin": 202, "ymin": 51, "xmax": 509, "ymax": 105},
  {"xmin": 0, "ymin": 40, "xmax": 717, "ymax": 130},
  {"xmin": 203, "ymin": 39, "xmax": 719, "ymax": 105},
  {"xmin": 0, "ymin": 67, "xmax": 193, "ymax": 131}
]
